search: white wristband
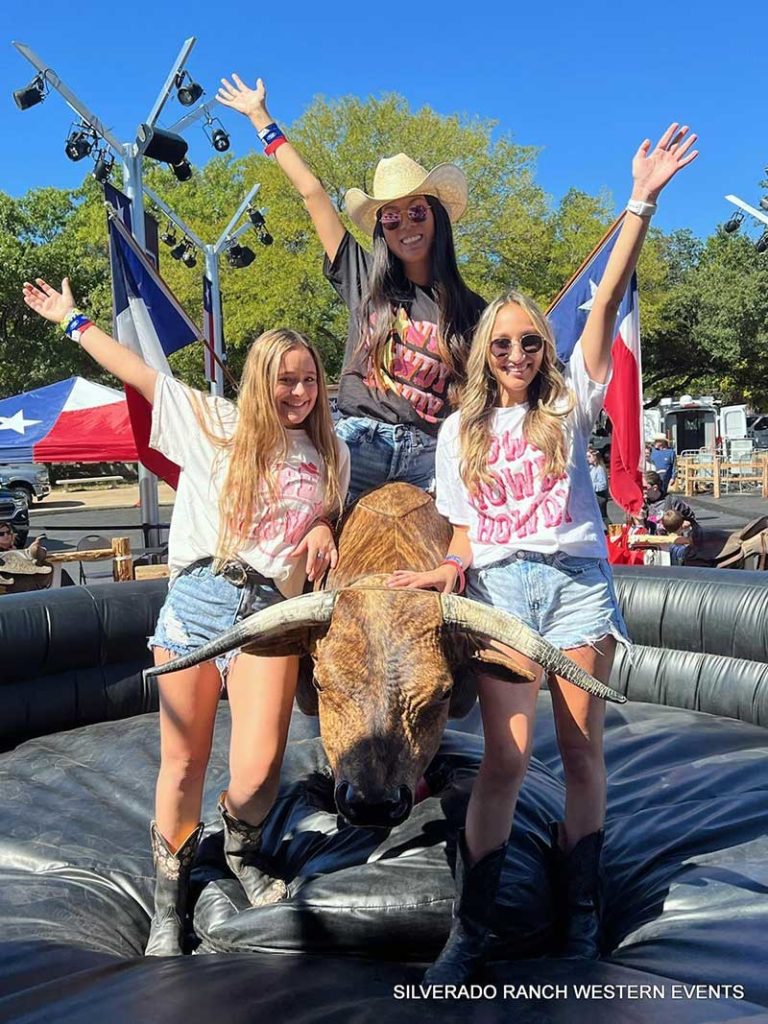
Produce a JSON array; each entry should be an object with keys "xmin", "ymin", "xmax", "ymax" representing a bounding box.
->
[{"xmin": 627, "ymin": 198, "xmax": 657, "ymax": 218}]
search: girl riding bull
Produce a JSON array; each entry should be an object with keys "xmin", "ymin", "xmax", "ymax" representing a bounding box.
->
[
  {"xmin": 217, "ymin": 74, "xmax": 486, "ymax": 502},
  {"xmin": 390, "ymin": 123, "xmax": 698, "ymax": 980},
  {"xmin": 22, "ymin": 277, "xmax": 349, "ymax": 955}
]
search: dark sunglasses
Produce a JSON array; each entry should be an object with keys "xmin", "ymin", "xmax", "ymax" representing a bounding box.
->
[
  {"xmin": 490, "ymin": 334, "xmax": 545, "ymax": 358},
  {"xmin": 0, "ymin": 528, "xmax": 13, "ymax": 536},
  {"xmin": 378, "ymin": 203, "xmax": 430, "ymax": 231}
]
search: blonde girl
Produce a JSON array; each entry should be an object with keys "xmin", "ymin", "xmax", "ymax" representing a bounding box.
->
[
  {"xmin": 390, "ymin": 124, "xmax": 698, "ymax": 980},
  {"xmin": 22, "ymin": 277, "xmax": 350, "ymax": 956}
]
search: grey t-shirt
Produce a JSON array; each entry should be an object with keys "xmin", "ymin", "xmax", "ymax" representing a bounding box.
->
[{"xmin": 324, "ymin": 231, "xmax": 486, "ymax": 438}]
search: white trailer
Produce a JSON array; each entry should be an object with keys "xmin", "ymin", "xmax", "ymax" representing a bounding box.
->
[{"xmin": 646, "ymin": 395, "xmax": 748, "ymax": 454}]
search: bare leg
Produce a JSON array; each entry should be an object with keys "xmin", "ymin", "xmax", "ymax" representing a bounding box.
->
[
  {"xmin": 465, "ymin": 651, "xmax": 543, "ymax": 864},
  {"xmin": 548, "ymin": 638, "xmax": 615, "ymax": 849},
  {"xmin": 223, "ymin": 651, "xmax": 299, "ymax": 825},
  {"xmin": 153, "ymin": 647, "xmax": 222, "ymax": 850}
]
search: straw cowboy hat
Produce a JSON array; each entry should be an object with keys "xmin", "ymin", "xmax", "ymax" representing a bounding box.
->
[
  {"xmin": 344, "ymin": 154, "xmax": 468, "ymax": 235},
  {"xmin": 653, "ymin": 433, "xmax": 669, "ymax": 443}
]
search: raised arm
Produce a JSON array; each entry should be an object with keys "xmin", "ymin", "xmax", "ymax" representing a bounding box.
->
[
  {"xmin": 22, "ymin": 278, "xmax": 158, "ymax": 403},
  {"xmin": 581, "ymin": 123, "xmax": 698, "ymax": 383},
  {"xmin": 217, "ymin": 75, "xmax": 345, "ymax": 263}
]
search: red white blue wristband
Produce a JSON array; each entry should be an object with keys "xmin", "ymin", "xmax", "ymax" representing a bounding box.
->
[{"xmin": 60, "ymin": 308, "xmax": 95, "ymax": 344}]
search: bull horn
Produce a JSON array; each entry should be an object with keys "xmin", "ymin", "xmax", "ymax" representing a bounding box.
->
[
  {"xmin": 440, "ymin": 593, "xmax": 625, "ymax": 704},
  {"xmin": 144, "ymin": 590, "xmax": 337, "ymax": 680}
]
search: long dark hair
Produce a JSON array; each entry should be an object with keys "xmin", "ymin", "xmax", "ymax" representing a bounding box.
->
[{"xmin": 358, "ymin": 196, "xmax": 481, "ymax": 401}]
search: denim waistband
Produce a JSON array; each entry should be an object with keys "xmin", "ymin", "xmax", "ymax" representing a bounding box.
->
[
  {"xmin": 184, "ymin": 557, "xmax": 274, "ymax": 589},
  {"xmin": 481, "ymin": 550, "xmax": 594, "ymax": 571}
]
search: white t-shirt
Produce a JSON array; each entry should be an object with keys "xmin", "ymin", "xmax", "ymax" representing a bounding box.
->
[
  {"xmin": 436, "ymin": 342, "xmax": 609, "ymax": 567},
  {"xmin": 150, "ymin": 375, "xmax": 350, "ymax": 596}
]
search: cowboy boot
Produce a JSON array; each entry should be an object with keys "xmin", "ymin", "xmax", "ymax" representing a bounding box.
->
[
  {"xmin": 424, "ymin": 830, "xmax": 507, "ymax": 984},
  {"xmin": 218, "ymin": 792, "xmax": 288, "ymax": 907},
  {"xmin": 549, "ymin": 822, "xmax": 603, "ymax": 959},
  {"xmin": 145, "ymin": 821, "xmax": 203, "ymax": 956}
]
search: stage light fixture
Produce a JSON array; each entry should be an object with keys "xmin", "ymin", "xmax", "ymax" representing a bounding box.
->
[
  {"xmin": 181, "ymin": 247, "xmax": 197, "ymax": 268},
  {"xmin": 13, "ymin": 74, "xmax": 47, "ymax": 111},
  {"xmin": 227, "ymin": 243, "xmax": 256, "ymax": 269},
  {"xmin": 259, "ymin": 231, "xmax": 274, "ymax": 246},
  {"xmin": 171, "ymin": 158, "xmax": 193, "ymax": 182},
  {"xmin": 138, "ymin": 124, "xmax": 189, "ymax": 165},
  {"xmin": 202, "ymin": 116, "xmax": 230, "ymax": 153},
  {"xmin": 212, "ymin": 127, "xmax": 230, "ymax": 152},
  {"xmin": 170, "ymin": 240, "xmax": 188, "ymax": 261},
  {"xmin": 723, "ymin": 212, "xmax": 744, "ymax": 234},
  {"xmin": 92, "ymin": 149, "xmax": 115, "ymax": 183},
  {"xmin": 760, "ymin": 197, "xmax": 768, "ymax": 212},
  {"xmin": 757, "ymin": 232, "xmax": 768, "ymax": 255},
  {"xmin": 247, "ymin": 207, "xmax": 265, "ymax": 229},
  {"xmin": 175, "ymin": 71, "xmax": 203, "ymax": 107},
  {"xmin": 160, "ymin": 225, "xmax": 177, "ymax": 247},
  {"xmin": 65, "ymin": 124, "xmax": 96, "ymax": 162}
]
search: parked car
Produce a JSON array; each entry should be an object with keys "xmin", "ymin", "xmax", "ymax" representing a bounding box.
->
[
  {"xmin": 0, "ymin": 463, "xmax": 50, "ymax": 503},
  {"xmin": 0, "ymin": 487, "xmax": 30, "ymax": 546},
  {"xmin": 747, "ymin": 415, "xmax": 768, "ymax": 450}
]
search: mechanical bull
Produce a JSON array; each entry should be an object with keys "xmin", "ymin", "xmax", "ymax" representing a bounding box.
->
[{"xmin": 146, "ymin": 483, "xmax": 624, "ymax": 826}]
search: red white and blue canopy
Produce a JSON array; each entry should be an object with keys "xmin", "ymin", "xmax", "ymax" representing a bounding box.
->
[{"xmin": 0, "ymin": 376, "xmax": 138, "ymax": 463}]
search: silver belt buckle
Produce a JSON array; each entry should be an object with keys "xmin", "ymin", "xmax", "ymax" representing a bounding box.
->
[{"xmin": 223, "ymin": 561, "xmax": 248, "ymax": 587}]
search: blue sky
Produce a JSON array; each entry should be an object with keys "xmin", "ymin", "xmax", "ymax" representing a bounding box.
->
[{"xmin": 2, "ymin": 0, "xmax": 765, "ymax": 241}]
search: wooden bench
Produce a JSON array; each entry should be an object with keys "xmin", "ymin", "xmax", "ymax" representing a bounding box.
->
[{"xmin": 57, "ymin": 476, "xmax": 124, "ymax": 492}]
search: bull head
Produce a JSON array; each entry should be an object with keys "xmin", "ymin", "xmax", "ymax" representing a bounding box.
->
[{"xmin": 145, "ymin": 582, "xmax": 623, "ymax": 828}]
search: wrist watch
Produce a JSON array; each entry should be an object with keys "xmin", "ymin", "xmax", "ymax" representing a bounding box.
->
[{"xmin": 627, "ymin": 198, "xmax": 657, "ymax": 218}]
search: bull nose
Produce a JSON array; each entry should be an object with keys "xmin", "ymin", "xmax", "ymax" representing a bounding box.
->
[{"xmin": 334, "ymin": 781, "xmax": 413, "ymax": 828}]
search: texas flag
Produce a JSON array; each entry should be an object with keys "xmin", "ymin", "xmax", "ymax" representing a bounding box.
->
[
  {"xmin": 548, "ymin": 217, "xmax": 644, "ymax": 515},
  {"xmin": 0, "ymin": 377, "xmax": 137, "ymax": 463},
  {"xmin": 107, "ymin": 200, "xmax": 200, "ymax": 489}
]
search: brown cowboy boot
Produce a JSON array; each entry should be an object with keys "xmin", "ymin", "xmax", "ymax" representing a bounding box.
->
[
  {"xmin": 145, "ymin": 821, "xmax": 203, "ymax": 956},
  {"xmin": 218, "ymin": 792, "xmax": 288, "ymax": 907},
  {"xmin": 424, "ymin": 829, "xmax": 507, "ymax": 984}
]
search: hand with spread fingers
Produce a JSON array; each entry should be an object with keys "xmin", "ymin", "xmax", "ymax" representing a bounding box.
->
[
  {"xmin": 217, "ymin": 74, "xmax": 269, "ymax": 123},
  {"xmin": 22, "ymin": 277, "xmax": 76, "ymax": 325},
  {"xmin": 291, "ymin": 522, "xmax": 337, "ymax": 582},
  {"xmin": 631, "ymin": 122, "xmax": 699, "ymax": 203}
]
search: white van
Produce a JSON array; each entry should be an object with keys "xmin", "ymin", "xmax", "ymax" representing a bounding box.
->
[{"xmin": 644, "ymin": 396, "xmax": 748, "ymax": 454}]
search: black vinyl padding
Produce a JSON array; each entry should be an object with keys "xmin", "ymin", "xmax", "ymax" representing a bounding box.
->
[{"xmin": 1, "ymin": 565, "xmax": 768, "ymax": 1022}]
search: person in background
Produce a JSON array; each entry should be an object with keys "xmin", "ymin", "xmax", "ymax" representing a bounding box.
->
[
  {"xmin": 643, "ymin": 441, "xmax": 654, "ymax": 473},
  {"xmin": 587, "ymin": 447, "xmax": 610, "ymax": 528},
  {"xmin": 650, "ymin": 434, "xmax": 676, "ymax": 492},
  {"xmin": 658, "ymin": 508, "xmax": 700, "ymax": 565}
]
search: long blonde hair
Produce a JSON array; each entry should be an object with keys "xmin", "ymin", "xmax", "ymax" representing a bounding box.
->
[
  {"xmin": 458, "ymin": 291, "xmax": 574, "ymax": 494},
  {"xmin": 195, "ymin": 328, "xmax": 343, "ymax": 563}
]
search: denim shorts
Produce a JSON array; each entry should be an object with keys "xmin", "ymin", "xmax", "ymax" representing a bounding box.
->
[
  {"xmin": 466, "ymin": 551, "xmax": 631, "ymax": 653},
  {"xmin": 148, "ymin": 560, "xmax": 285, "ymax": 676},
  {"xmin": 335, "ymin": 415, "xmax": 437, "ymax": 503}
]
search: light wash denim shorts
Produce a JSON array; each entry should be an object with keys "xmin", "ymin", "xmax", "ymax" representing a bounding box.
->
[
  {"xmin": 466, "ymin": 551, "xmax": 630, "ymax": 653},
  {"xmin": 148, "ymin": 560, "xmax": 285, "ymax": 676},
  {"xmin": 335, "ymin": 415, "xmax": 437, "ymax": 503}
]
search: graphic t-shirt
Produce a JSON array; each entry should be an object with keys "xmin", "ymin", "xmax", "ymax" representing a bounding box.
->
[
  {"xmin": 150, "ymin": 375, "xmax": 350, "ymax": 596},
  {"xmin": 324, "ymin": 231, "xmax": 486, "ymax": 437},
  {"xmin": 436, "ymin": 342, "xmax": 610, "ymax": 567}
]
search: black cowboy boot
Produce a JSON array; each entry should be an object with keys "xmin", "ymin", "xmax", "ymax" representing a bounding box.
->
[
  {"xmin": 549, "ymin": 822, "xmax": 603, "ymax": 959},
  {"xmin": 145, "ymin": 821, "xmax": 203, "ymax": 956},
  {"xmin": 218, "ymin": 792, "xmax": 288, "ymax": 907},
  {"xmin": 424, "ymin": 830, "xmax": 507, "ymax": 984}
]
